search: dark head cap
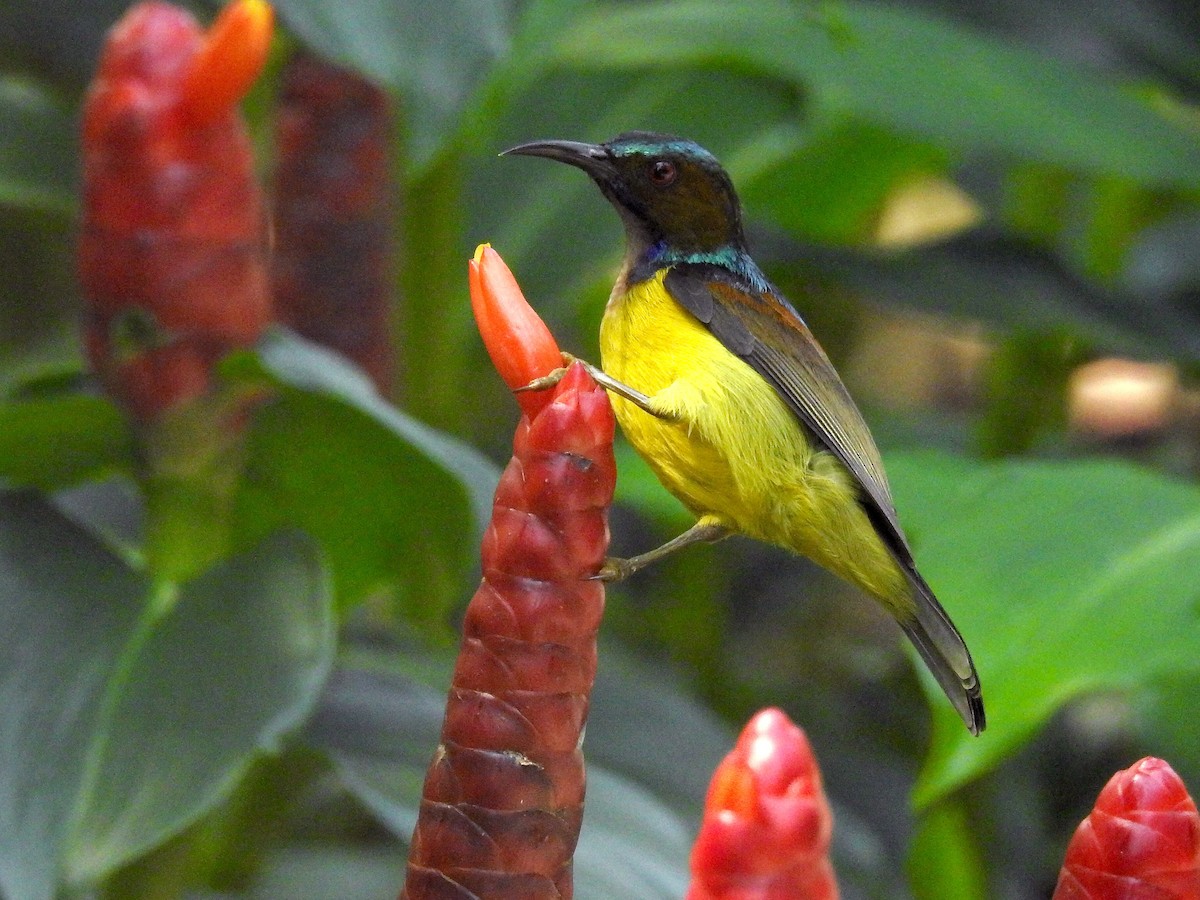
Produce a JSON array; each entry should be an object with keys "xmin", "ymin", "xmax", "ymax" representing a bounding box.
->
[{"xmin": 504, "ymin": 131, "xmax": 745, "ymax": 253}]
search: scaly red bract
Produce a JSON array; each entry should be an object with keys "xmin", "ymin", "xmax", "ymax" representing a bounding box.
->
[
  {"xmin": 1054, "ymin": 756, "xmax": 1200, "ymax": 900},
  {"xmin": 272, "ymin": 50, "xmax": 396, "ymax": 395},
  {"xmin": 688, "ymin": 708, "xmax": 839, "ymax": 900},
  {"xmin": 78, "ymin": 0, "xmax": 272, "ymax": 421},
  {"xmin": 401, "ymin": 247, "xmax": 613, "ymax": 899}
]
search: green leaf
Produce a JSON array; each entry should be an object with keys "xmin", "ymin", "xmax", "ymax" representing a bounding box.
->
[
  {"xmin": 740, "ymin": 119, "xmax": 949, "ymax": 244},
  {"xmin": 0, "ymin": 494, "xmax": 334, "ymax": 897},
  {"xmin": 551, "ymin": 0, "xmax": 1200, "ymax": 189},
  {"xmin": 0, "ymin": 492, "xmax": 146, "ymax": 900},
  {"xmin": 908, "ymin": 800, "xmax": 988, "ymax": 900},
  {"xmin": 0, "ymin": 394, "xmax": 133, "ymax": 490},
  {"xmin": 272, "ymin": 0, "xmax": 510, "ymax": 169},
  {"xmin": 224, "ymin": 330, "xmax": 498, "ymax": 616},
  {"xmin": 881, "ymin": 452, "xmax": 1200, "ymax": 806},
  {"xmin": 0, "ymin": 76, "xmax": 77, "ymax": 215}
]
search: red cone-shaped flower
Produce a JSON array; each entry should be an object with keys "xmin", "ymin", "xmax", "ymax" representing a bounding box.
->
[
  {"xmin": 272, "ymin": 50, "xmax": 396, "ymax": 395},
  {"xmin": 1053, "ymin": 756, "xmax": 1200, "ymax": 900},
  {"xmin": 79, "ymin": 0, "xmax": 273, "ymax": 421},
  {"xmin": 688, "ymin": 708, "xmax": 838, "ymax": 900},
  {"xmin": 401, "ymin": 246, "xmax": 614, "ymax": 899}
]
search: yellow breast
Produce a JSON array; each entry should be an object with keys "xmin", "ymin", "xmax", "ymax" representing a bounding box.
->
[
  {"xmin": 599, "ymin": 269, "xmax": 811, "ymax": 528},
  {"xmin": 598, "ymin": 268, "xmax": 908, "ymax": 606}
]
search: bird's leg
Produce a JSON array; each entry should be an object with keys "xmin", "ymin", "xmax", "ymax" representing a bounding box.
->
[
  {"xmin": 594, "ymin": 518, "xmax": 728, "ymax": 582},
  {"xmin": 517, "ymin": 352, "xmax": 677, "ymax": 421}
]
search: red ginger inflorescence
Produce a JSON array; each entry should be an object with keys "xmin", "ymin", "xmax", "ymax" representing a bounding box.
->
[
  {"xmin": 688, "ymin": 708, "xmax": 838, "ymax": 900},
  {"xmin": 1054, "ymin": 756, "xmax": 1200, "ymax": 900},
  {"xmin": 79, "ymin": 0, "xmax": 273, "ymax": 422},
  {"xmin": 272, "ymin": 49, "xmax": 396, "ymax": 396},
  {"xmin": 401, "ymin": 247, "xmax": 615, "ymax": 899}
]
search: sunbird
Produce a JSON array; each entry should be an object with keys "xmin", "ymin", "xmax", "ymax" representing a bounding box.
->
[{"xmin": 504, "ymin": 132, "xmax": 984, "ymax": 735}]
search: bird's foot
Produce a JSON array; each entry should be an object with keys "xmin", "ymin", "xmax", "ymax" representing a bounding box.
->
[
  {"xmin": 591, "ymin": 555, "xmax": 638, "ymax": 583},
  {"xmin": 514, "ymin": 352, "xmax": 578, "ymax": 394}
]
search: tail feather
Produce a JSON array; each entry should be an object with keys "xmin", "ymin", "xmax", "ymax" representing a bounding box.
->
[{"xmin": 900, "ymin": 572, "xmax": 985, "ymax": 736}]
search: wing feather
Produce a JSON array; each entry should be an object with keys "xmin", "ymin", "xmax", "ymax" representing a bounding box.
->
[{"xmin": 665, "ymin": 264, "xmax": 910, "ymax": 560}]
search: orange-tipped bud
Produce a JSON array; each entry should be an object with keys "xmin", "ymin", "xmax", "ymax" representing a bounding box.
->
[
  {"xmin": 80, "ymin": 0, "xmax": 271, "ymax": 421},
  {"xmin": 688, "ymin": 708, "xmax": 838, "ymax": 900},
  {"xmin": 1053, "ymin": 757, "xmax": 1200, "ymax": 899},
  {"xmin": 181, "ymin": 0, "xmax": 273, "ymax": 124},
  {"xmin": 469, "ymin": 244, "xmax": 562, "ymax": 419}
]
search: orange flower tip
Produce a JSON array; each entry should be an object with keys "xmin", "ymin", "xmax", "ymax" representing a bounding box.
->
[
  {"xmin": 468, "ymin": 243, "xmax": 562, "ymax": 399},
  {"xmin": 707, "ymin": 761, "xmax": 759, "ymax": 821},
  {"xmin": 180, "ymin": 0, "xmax": 274, "ymax": 124}
]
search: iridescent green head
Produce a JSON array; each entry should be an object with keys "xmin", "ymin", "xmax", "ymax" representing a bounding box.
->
[{"xmin": 504, "ymin": 131, "xmax": 746, "ymax": 257}]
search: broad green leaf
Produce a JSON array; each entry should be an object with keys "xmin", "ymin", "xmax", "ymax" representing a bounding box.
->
[
  {"xmin": 551, "ymin": 0, "xmax": 1200, "ymax": 189},
  {"xmin": 272, "ymin": 0, "xmax": 510, "ymax": 169},
  {"xmin": 223, "ymin": 330, "xmax": 498, "ymax": 617},
  {"xmin": 571, "ymin": 768, "xmax": 693, "ymax": 900},
  {"xmin": 881, "ymin": 452, "xmax": 1200, "ymax": 806},
  {"xmin": 1137, "ymin": 673, "xmax": 1200, "ymax": 794},
  {"xmin": 0, "ymin": 492, "xmax": 146, "ymax": 900},
  {"xmin": 0, "ymin": 77, "xmax": 77, "ymax": 215},
  {"xmin": 65, "ymin": 532, "xmax": 334, "ymax": 886},
  {"xmin": 585, "ymin": 646, "xmax": 731, "ymax": 816},
  {"xmin": 0, "ymin": 494, "xmax": 334, "ymax": 897},
  {"xmin": 237, "ymin": 844, "xmax": 405, "ymax": 900},
  {"xmin": 253, "ymin": 330, "xmax": 498, "ymax": 528},
  {"xmin": 0, "ymin": 394, "xmax": 133, "ymax": 490}
]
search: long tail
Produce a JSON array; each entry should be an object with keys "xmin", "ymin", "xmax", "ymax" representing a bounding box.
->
[{"xmin": 900, "ymin": 570, "xmax": 985, "ymax": 736}]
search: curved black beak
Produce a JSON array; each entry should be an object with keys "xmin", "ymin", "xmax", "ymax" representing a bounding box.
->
[{"xmin": 502, "ymin": 139, "xmax": 615, "ymax": 180}]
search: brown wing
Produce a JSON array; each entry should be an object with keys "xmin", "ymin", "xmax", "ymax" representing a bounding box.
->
[{"xmin": 664, "ymin": 264, "xmax": 912, "ymax": 562}]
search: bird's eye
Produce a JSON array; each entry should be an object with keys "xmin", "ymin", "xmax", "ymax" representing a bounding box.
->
[{"xmin": 648, "ymin": 159, "xmax": 677, "ymax": 186}]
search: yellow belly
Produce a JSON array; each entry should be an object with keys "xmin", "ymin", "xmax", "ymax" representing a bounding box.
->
[{"xmin": 599, "ymin": 270, "xmax": 908, "ymax": 607}]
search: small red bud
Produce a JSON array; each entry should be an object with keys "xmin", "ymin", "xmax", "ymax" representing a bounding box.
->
[
  {"xmin": 688, "ymin": 708, "xmax": 838, "ymax": 900},
  {"xmin": 1054, "ymin": 756, "xmax": 1200, "ymax": 900}
]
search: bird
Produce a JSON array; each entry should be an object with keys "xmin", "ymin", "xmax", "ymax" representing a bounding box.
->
[{"xmin": 503, "ymin": 132, "xmax": 984, "ymax": 735}]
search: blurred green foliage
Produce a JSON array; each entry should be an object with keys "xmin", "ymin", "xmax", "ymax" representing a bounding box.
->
[{"xmin": 1, "ymin": 0, "xmax": 1198, "ymax": 897}]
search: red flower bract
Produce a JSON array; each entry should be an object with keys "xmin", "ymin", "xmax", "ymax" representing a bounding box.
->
[
  {"xmin": 272, "ymin": 50, "xmax": 396, "ymax": 395},
  {"xmin": 1054, "ymin": 756, "xmax": 1200, "ymax": 900},
  {"xmin": 688, "ymin": 708, "xmax": 838, "ymax": 900},
  {"xmin": 79, "ymin": 0, "xmax": 273, "ymax": 421}
]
